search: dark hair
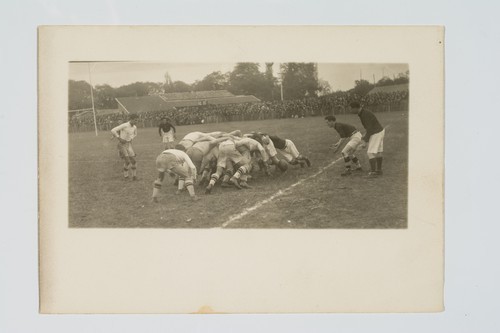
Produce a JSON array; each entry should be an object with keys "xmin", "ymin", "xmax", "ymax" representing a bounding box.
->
[
  {"xmin": 324, "ymin": 116, "xmax": 336, "ymax": 122},
  {"xmin": 174, "ymin": 144, "xmax": 186, "ymax": 151},
  {"xmin": 349, "ymin": 101, "xmax": 361, "ymax": 108}
]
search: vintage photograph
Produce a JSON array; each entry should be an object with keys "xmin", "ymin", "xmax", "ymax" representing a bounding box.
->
[
  {"xmin": 68, "ymin": 62, "xmax": 409, "ymax": 228},
  {"xmin": 39, "ymin": 26, "xmax": 443, "ymax": 314}
]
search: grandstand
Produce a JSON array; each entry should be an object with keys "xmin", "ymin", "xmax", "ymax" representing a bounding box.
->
[
  {"xmin": 367, "ymin": 83, "xmax": 409, "ymax": 95},
  {"xmin": 116, "ymin": 90, "xmax": 261, "ymax": 114}
]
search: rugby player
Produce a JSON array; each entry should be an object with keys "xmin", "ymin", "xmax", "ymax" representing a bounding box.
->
[
  {"xmin": 350, "ymin": 101, "xmax": 385, "ymax": 177},
  {"xmin": 152, "ymin": 149, "xmax": 199, "ymax": 202},
  {"xmin": 158, "ymin": 117, "xmax": 176, "ymax": 150},
  {"xmin": 325, "ymin": 115, "xmax": 363, "ymax": 176},
  {"xmin": 111, "ymin": 114, "xmax": 139, "ymax": 180}
]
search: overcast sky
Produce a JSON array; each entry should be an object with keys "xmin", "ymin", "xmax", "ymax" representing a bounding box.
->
[{"xmin": 69, "ymin": 62, "xmax": 409, "ymax": 92}]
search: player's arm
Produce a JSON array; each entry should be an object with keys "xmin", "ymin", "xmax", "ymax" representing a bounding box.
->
[
  {"xmin": 193, "ymin": 134, "xmax": 217, "ymax": 143},
  {"xmin": 331, "ymin": 137, "xmax": 345, "ymax": 151},
  {"xmin": 256, "ymin": 142, "xmax": 269, "ymax": 163},
  {"xmin": 131, "ymin": 127, "xmax": 137, "ymax": 141},
  {"xmin": 207, "ymin": 137, "xmax": 230, "ymax": 150},
  {"xmin": 159, "ymin": 125, "xmax": 163, "ymax": 137},
  {"xmin": 111, "ymin": 123, "xmax": 127, "ymax": 143},
  {"xmin": 181, "ymin": 151, "xmax": 198, "ymax": 180}
]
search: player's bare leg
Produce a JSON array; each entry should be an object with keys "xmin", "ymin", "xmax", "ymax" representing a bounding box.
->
[
  {"xmin": 176, "ymin": 177, "xmax": 185, "ymax": 195},
  {"xmin": 341, "ymin": 153, "xmax": 352, "ymax": 176},
  {"xmin": 206, "ymin": 166, "xmax": 224, "ymax": 194},
  {"xmin": 123, "ymin": 156, "xmax": 131, "ymax": 178},
  {"xmin": 129, "ymin": 156, "xmax": 137, "ymax": 180},
  {"xmin": 230, "ymin": 164, "xmax": 252, "ymax": 189},
  {"xmin": 350, "ymin": 155, "xmax": 362, "ymax": 171},
  {"xmin": 152, "ymin": 171, "xmax": 165, "ymax": 203},
  {"xmin": 296, "ymin": 154, "xmax": 311, "ymax": 167},
  {"xmin": 185, "ymin": 179, "xmax": 199, "ymax": 201}
]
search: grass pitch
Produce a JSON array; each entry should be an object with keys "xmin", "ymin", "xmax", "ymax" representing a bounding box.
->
[{"xmin": 69, "ymin": 112, "xmax": 408, "ymax": 228}]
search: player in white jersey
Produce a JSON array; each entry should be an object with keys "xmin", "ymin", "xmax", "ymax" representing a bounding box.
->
[
  {"xmin": 205, "ymin": 140, "xmax": 251, "ymax": 193},
  {"xmin": 230, "ymin": 137, "xmax": 270, "ymax": 188},
  {"xmin": 152, "ymin": 149, "xmax": 199, "ymax": 202},
  {"xmin": 176, "ymin": 130, "xmax": 242, "ymax": 151},
  {"xmin": 111, "ymin": 114, "xmax": 139, "ymax": 180},
  {"xmin": 186, "ymin": 136, "xmax": 229, "ymax": 174}
]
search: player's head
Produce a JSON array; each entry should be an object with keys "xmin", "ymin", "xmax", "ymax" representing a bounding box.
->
[
  {"xmin": 161, "ymin": 117, "xmax": 167, "ymax": 124},
  {"xmin": 129, "ymin": 114, "xmax": 139, "ymax": 125},
  {"xmin": 349, "ymin": 101, "xmax": 361, "ymax": 113},
  {"xmin": 324, "ymin": 115, "xmax": 336, "ymax": 127},
  {"xmin": 174, "ymin": 144, "xmax": 186, "ymax": 152},
  {"xmin": 259, "ymin": 132, "xmax": 270, "ymax": 145}
]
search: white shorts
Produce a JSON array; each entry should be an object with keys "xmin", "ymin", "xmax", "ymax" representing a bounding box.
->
[
  {"xmin": 156, "ymin": 153, "xmax": 192, "ymax": 181},
  {"xmin": 162, "ymin": 132, "xmax": 174, "ymax": 143},
  {"xmin": 218, "ymin": 142, "xmax": 246, "ymax": 168},
  {"xmin": 264, "ymin": 140, "xmax": 278, "ymax": 158},
  {"xmin": 367, "ymin": 129, "xmax": 385, "ymax": 154},
  {"xmin": 341, "ymin": 131, "xmax": 362, "ymax": 156},
  {"xmin": 278, "ymin": 139, "xmax": 300, "ymax": 162}
]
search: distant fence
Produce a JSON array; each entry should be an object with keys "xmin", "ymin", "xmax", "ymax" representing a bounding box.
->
[{"xmin": 68, "ymin": 100, "xmax": 409, "ymax": 133}]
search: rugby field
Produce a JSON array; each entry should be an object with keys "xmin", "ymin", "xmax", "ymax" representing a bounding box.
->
[{"xmin": 69, "ymin": 112, "xmax": 408, "ymax": 228}]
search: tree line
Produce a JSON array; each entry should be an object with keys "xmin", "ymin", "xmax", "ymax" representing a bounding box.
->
[{"xmin": 69, "ymin": 63, "xmax": 408, "ymax": 111}]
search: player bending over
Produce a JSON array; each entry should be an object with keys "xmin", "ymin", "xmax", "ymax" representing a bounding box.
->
[
  {"xmin": 186, "ymin": 136, "xmax": 230, "ymax": 176},
  {"xmin": 111, "ymin": 114, "xmax": 139, "ymax": 180},
  {"xmin": 231, "ymin": 137, "xmax": 270, "ymax": 187},
  {"xmin": 256, "ymin": 133, "xmax": 311, "ymax": 170},
  {"xmin": 176, "ymin": 130, "xmax": 242, "ymax": 151},
  {"xmin": 205, "ymin": 140, "xmax": 252, "ymax": 193},
  {"xmin": 325, "ymin": 115, "xmax": 363, "ymax": 176},
  {"xmin": 152, "ymin": 149, "xmax": 199, "ymax": 202}
]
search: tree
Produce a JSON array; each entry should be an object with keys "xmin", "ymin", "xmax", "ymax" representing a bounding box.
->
[
  {"xmin": 376, "ymin": 76, "xmax": 395, "ymax": 87},
  {"xmin": 228, "ymin": 63, "xmax": 268, "ymax": 99},
  {"xmin": 165, "ymin": 80, "xmax": 192, "ymax": 93},
  {"xmin": 393, "ymin": 70, "xmax": 410, "ymax": 85},
  {"xmin": 68, "ymin": 80, "xmax": 92, "ymax": 110},
  {"xmin": 115, "ymin": 82, "xmax": 160, "ymax": 97},
  {"xmin": 193, "ymin": 71, "xmax": 229, "ymax": 91},
  {"xmin": 351, "ymin": 79, "xmax": 374, "ymax": 96},
  {"xmin": 94, "ymin": 84, "xmax": 117, "ymax": 109},
  {"xmin": 318, "ymin": 79, "xmax": 332, "ymax": 96},
  {"xmin": 280, "ymin": 63, "xmax": 320, "ymax": 100}
]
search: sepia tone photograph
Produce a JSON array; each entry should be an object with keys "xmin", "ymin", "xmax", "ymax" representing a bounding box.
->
[
  {"xmin": 39, "ymin": 26, "xmax": 443, "ymax": 314},
  {"xmin": 68, "ymin": 62, "xmax": 409, "ymax": 228}
]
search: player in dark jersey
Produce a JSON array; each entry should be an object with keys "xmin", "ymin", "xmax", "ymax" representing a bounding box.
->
[
  {"xmin": 249, "ymin": 132, "xmax": 311, "ymax": 169},
  {"xmin": 325, "ymin": 115, "xmax": 363, "ymax": 176},
  {"xmin": 349, "ymin": 101, "xmax": 385, "ymax": 177},
  {"xmin": 158, "ymin": 117, "xmax": 176, "ymax": 150}
]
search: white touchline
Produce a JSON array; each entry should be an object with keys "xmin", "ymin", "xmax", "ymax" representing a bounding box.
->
[
  {"xmin": 221, "ymin": 156, "xmax": 344, "ymax": 228},
  {"xmin": 221, "ymin": 124, "xmax": 392, "ymax": 228}
]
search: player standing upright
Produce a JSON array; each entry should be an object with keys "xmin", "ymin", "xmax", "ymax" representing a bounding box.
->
[
  {"xmin": 158, "ymin": 117, "xmax": 176, "ymax": 150},
  {"xmin": 324, "ymin": 115, "xmax": 363, "ymax": 176},
  {"xmin": 111, "ymin": 114, "xmax": 139, "ymax": 180},
  {"xmin": 349, "ymin": 101, "xmax": 385, "ymax": 177}
]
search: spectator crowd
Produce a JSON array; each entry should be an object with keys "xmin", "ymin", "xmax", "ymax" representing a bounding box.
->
[{"xmin": 69, "ymin": 90, "xmax": 408, "ymax": 132}]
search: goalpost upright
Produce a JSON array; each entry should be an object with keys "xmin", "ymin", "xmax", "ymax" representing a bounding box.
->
[{"xmin": 88, "ymin": 63, "xmax": 98, "ymax": 136}]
